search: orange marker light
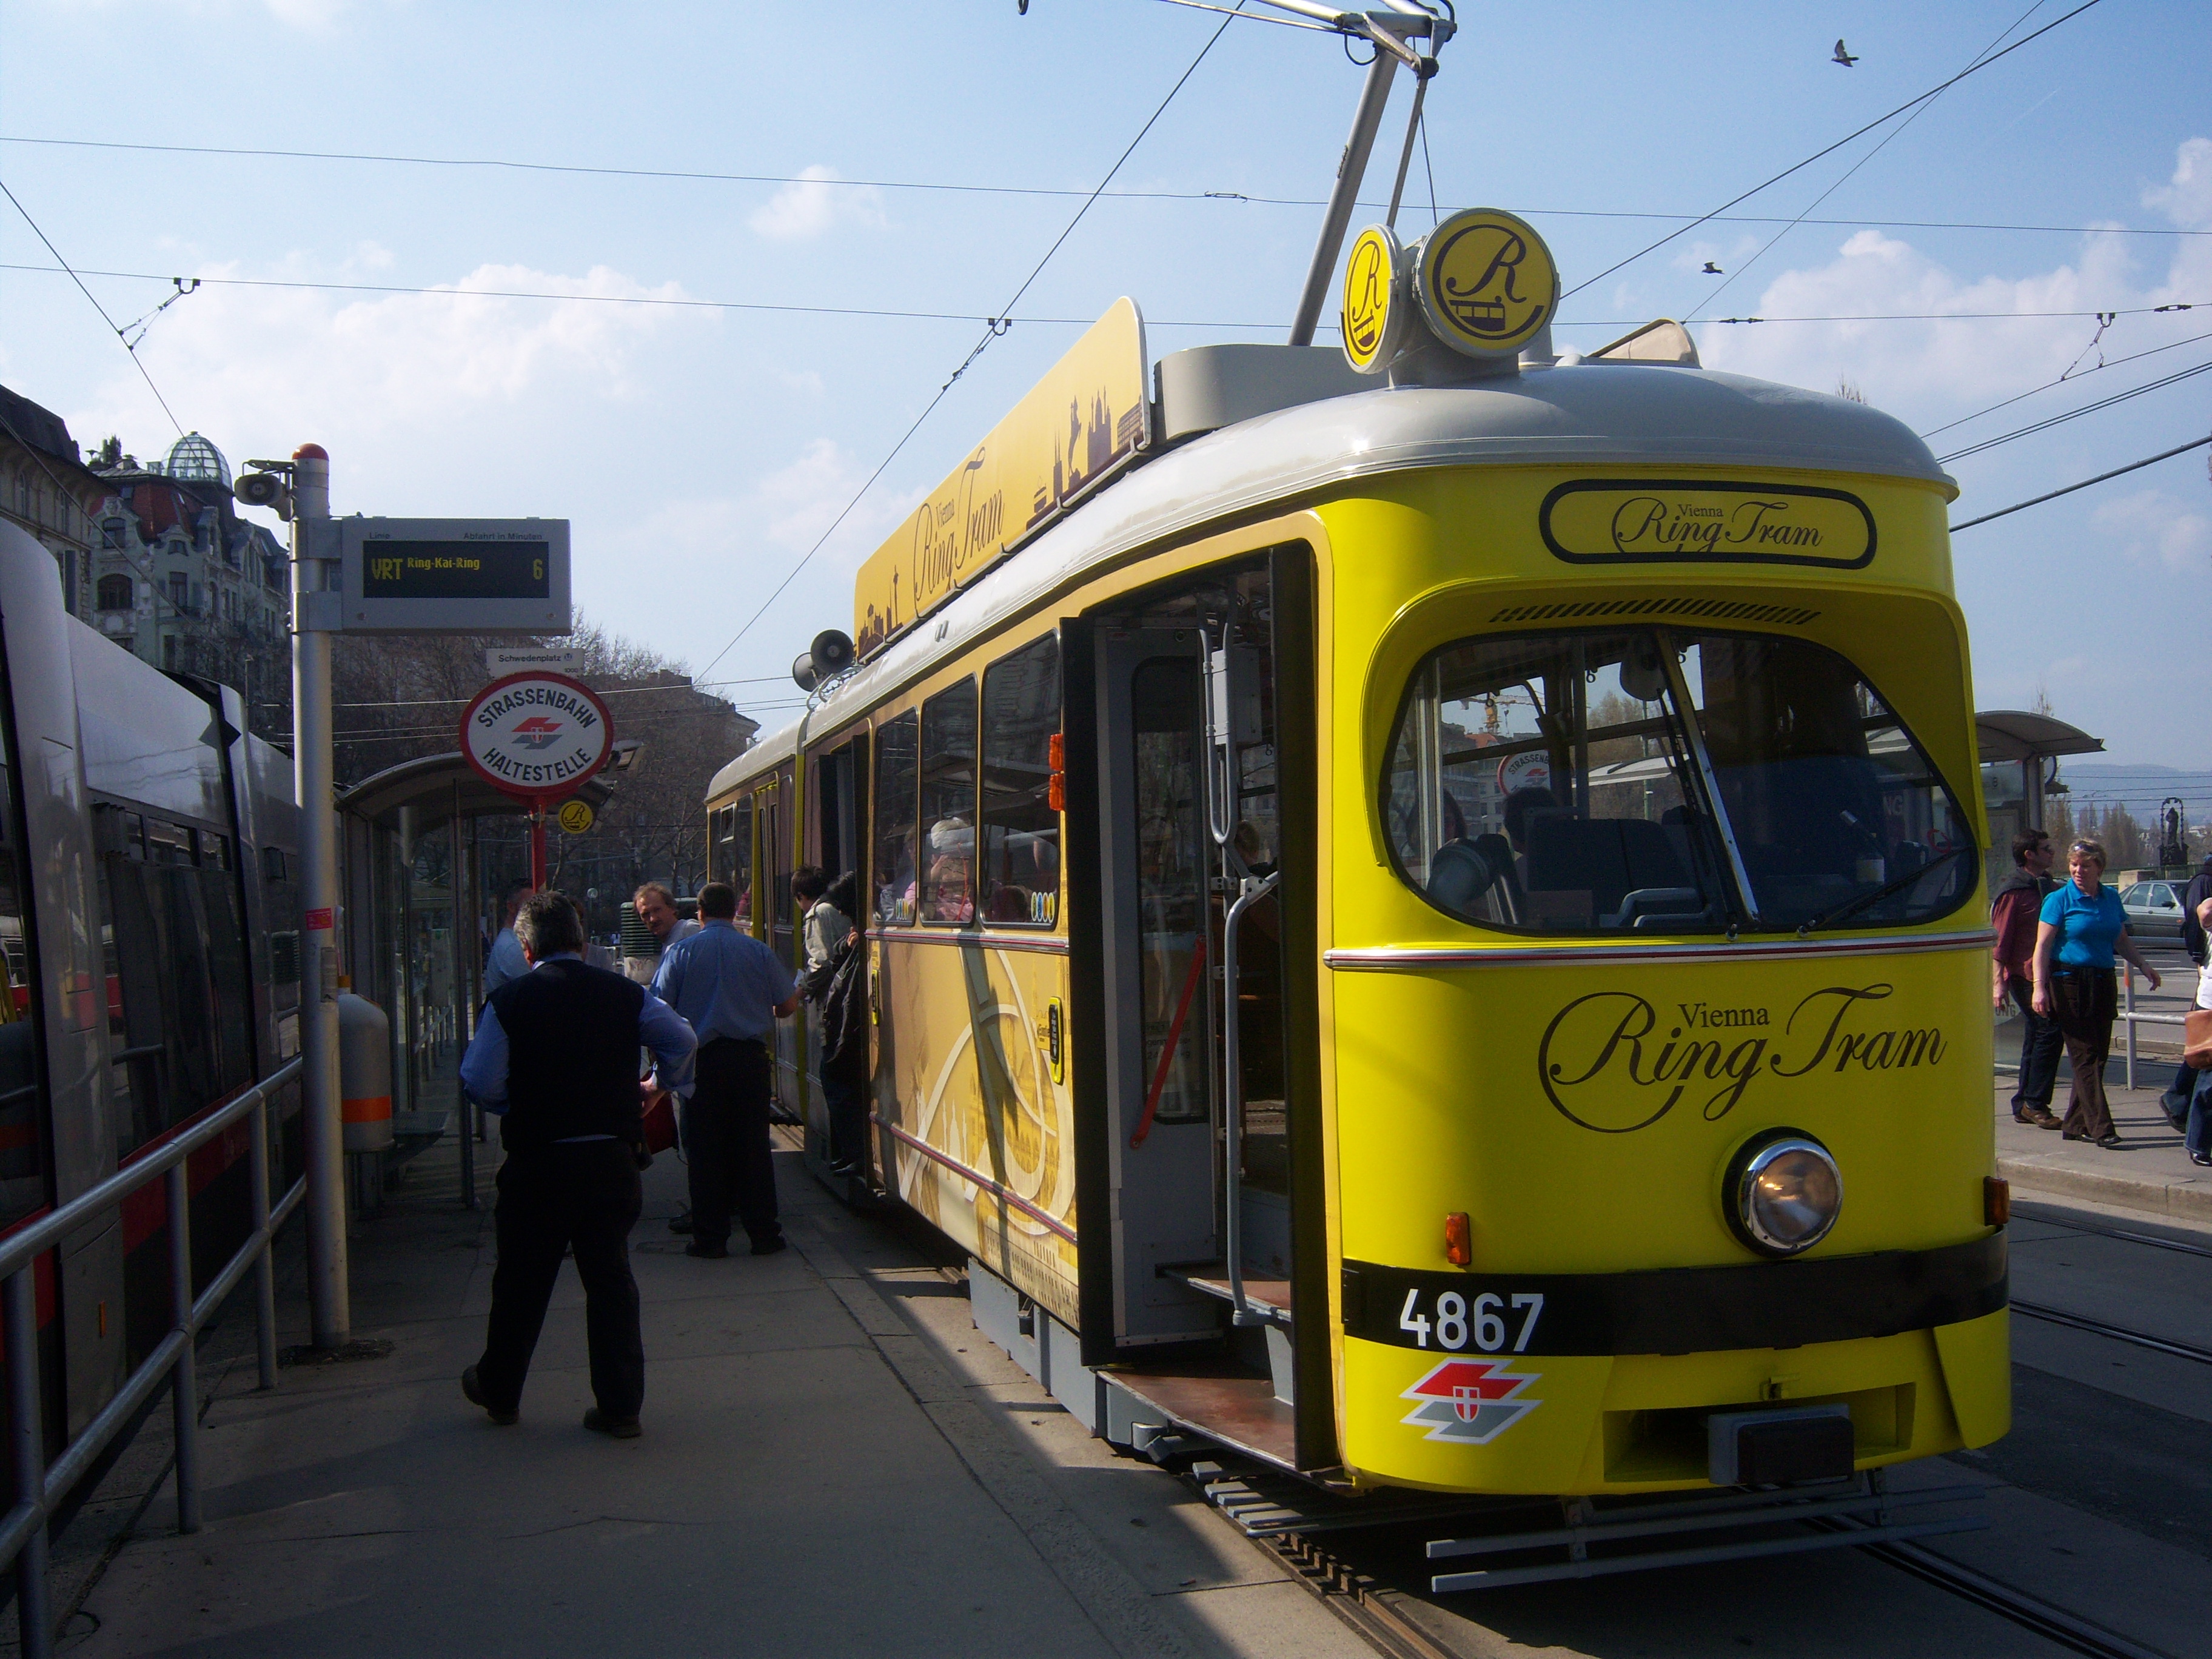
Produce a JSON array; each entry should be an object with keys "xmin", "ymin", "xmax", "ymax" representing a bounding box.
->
[
  {"xmin": 1444, "ymin": 1211, "xmax": 1473, "ymax": 1266},
  {"xmin": 1983, "ymin": 1176, "xmax": 2010, "ymax": 1227},
  {"xmin": 1048, "ymin": 732, "xmax": 1065, "ymax": 770},
  {"xmin": 1047, "ymin": 731, "xmax": 1067, "ymax": 812}
]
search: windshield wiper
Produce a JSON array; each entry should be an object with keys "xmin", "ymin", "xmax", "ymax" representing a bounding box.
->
[{"xmin": 1796, "ymin": 846, "xmax": 1975, "ymax": 937}]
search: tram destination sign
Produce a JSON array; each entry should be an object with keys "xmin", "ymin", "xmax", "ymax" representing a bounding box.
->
[
  {"xmin": 460, "ymin": 672, "xmax": 614, "ymax": 803},
  {"xmin": 333, "ymin": 517, "xmax": 571, "ymax": 633},
  {"xmin": 1539, "ymin": 481, "xmax": 1875, "ymax": 571}
]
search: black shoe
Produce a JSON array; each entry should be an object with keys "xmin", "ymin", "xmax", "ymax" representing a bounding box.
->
[
  {"xmin": 2095, "ymin": 1133, "xmax": 2124, "ymax": 1149},
  {"xmin": 668, "ymin": 1212, "xmax": 694, "ymax": 1236},
  {"xmin": 2061, "ymin": 1131, "xmax": 2087, "ymax": 1142},
  {"xmin": 582, "ymin": 1407, "xmax": 641, "ymax": 1439},
  {"xmin": 461, "ymin": 1365, "xmax": 517, "ymax": 1426},
  {"xmin": 749, "ymin": 1236, "xmax": 788, "ymax": 1257},
  {"xmin": 2191, "ymin": 1150, "xmax": 2212, "ymax": 1167},
  {"xmin": 685, "ymin": 1239, "xmax": 728, "ymax": 1259}
]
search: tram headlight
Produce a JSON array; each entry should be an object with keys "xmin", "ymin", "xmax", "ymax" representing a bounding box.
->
[{"xmin": 1724, "ymin": 1130, "xmax": 1842, "ymax": 1258}]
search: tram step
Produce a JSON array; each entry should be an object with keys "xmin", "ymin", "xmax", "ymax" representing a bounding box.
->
[{"xmin": 1160, "ymin": 1265, "xmax": 1293, "ymax": 1326}]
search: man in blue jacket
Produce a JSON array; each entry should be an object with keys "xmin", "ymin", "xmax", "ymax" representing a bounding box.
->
[{"xmin": 459, "ymin": 891, "xmax": 696, "ymax": 1438}]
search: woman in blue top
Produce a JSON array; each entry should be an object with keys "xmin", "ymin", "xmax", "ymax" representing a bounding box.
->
[{"xmin": 2032, "ymin": 839, "xmax": 2163, "ymax": 1146}]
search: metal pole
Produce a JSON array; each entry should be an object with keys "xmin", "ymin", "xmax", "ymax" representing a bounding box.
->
[
  {"xmin": 529, "ymin": 806, "xmax": 548, "ymax": 891},
  {"xmin": 6, "ymin": 1270, "xmax": 50, "ymax": 1659},
  {"xmin": 249, "ymin": 1098, "xmax": 278, "ymax": 1391},
  {"xmin": 1287, "ymin": 45, "xmax": 1401, "ymax": 347},
  {"xmin": 165, "ymin": 1164, "xmax": 200, "ymax": 1534},
  {"xmin": 290, "ymin": 443, "xmax": 349, "ymax": 1348},
  {"xmin": 453, "ymin": 783, "xmax": 475, "ymax": 1210}
]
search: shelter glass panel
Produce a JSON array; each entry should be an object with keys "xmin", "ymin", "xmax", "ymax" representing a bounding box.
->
[
  {"xmin": 919, "ymin": 680, "xmax": 977, "ymax": 926},
  {"xmin": 0, "ymin": 752, "xmax": 42, "ymax": 1230},
  {"xmin": 979, "ymin": 635, "xmax": 1061, "ymax": 927}
]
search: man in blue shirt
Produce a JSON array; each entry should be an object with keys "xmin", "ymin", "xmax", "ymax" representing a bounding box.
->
[
  {"xmin": 458, "ymin": 892, "xmax": 697, "ymax": 1438},
  {"xmin": 651, "ymin": 880, "xmax": 799, "ymax": 1258},
  {"xmin": 481, "ymin": 879, "xmax": 531, "ymax": 996}
]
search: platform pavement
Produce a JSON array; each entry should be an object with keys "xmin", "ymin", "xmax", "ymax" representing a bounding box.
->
[
  {"xmin": 58, "ymin": 1135, "xmax": 1371, "ymax": 1659},
  {"xmin": 1994, "ymin": 1070, "xmax": 2212, "ymax": 1221}
]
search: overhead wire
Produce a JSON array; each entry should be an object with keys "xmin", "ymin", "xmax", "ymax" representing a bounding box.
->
[
  {"xmin": 1935, "ymin": 359, "xmax": 2212, "ymax": 463},
  {"xmin": 1562, "ymin": 0, "xmax": 2105, "ymax": 303},
  {"xmin": 4, "ymin": 136, "xmax": 2202, "ymax": 237},
  {"xmin": 1694, "ymin": 1, "xmax": 2048, "ymax": 321},
  {"xmin": 0, "ymin": 261, "xmax": 2194, "ymax": 332},
  {"xmin": 688, "ymin": 2, "xmax": 1246, "ymax": 686},
  {"xmin": 1949, "ymin": 434, "xmax": 2210, "ymax": 531},
  {"xmin": 1919, "ymin": 325, "xmax": 2212, "ymax": 438},
  {"xmin": 0, "ymin": 174, "xmax": 186, "ymax": 435}
]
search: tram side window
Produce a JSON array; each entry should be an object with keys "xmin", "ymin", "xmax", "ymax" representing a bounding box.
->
[
  {"xmin": 714, "ymin": 800, "xmax": 754, "ymax": 922},
  {"xmin": 101, "ymin": 817, "xmax": 260, "ymax": 1155},
  {"xmin": 0, "ymin": 760, "xmax": 42, "ymax": 1232},
  {"xmin": 873, "ymin": 712, "xmax": 919, "ymax": 926},
  {"xmin": 918, "ymin": 680, "xmax": 977, "ymax": 925},
  {"xmin": 979, "ymin": 635, "xmax": 1061, "ymax": 927},
  {"xmin": 1384, "ymin": 628, "xmax": 1973, "ymax": 935}
]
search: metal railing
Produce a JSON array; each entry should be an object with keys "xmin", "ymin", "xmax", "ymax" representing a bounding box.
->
[
  {"xmin": 2120, "ymin": 968, "xmax": 2189, "ymax": 1090},
  {"xmin": 1, "ymin": 1056, "xmax": 304, "ymax": 1659}
]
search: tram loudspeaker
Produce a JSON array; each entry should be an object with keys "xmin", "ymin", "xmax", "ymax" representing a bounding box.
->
[{"xmin": 1706, "ymin": 1404, "xmax": 1853, "ymax": 1487}]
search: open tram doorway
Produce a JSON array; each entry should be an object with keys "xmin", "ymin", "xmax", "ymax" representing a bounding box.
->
[
  {"xmin": 1067, "ymin": 545, "xmax": 1329, "ymax": 1472},
  {"xmin": 801, "ymin": 729, "xmax": 868, "ymax": 1179}
]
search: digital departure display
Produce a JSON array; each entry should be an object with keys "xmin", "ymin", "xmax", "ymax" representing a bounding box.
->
[{"xmin": 360, "ymin": 539, "xmax": 551, "ymax": 600}]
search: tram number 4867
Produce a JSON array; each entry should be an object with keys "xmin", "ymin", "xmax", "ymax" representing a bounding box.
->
[{"xmin": 1399, "ymin": 1289, "xmax": 1544, "ymax": 1353}]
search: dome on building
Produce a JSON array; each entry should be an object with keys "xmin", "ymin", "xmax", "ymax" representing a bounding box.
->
[{"xmin": 160, "ymin": 432, "xmax": 232, "ymax": 489}]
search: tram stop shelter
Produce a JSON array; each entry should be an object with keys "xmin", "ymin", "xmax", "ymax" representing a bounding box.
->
[
  {"xmin": 337, "ymin": 752, "xmax": 617, "ymax": 1198},
  {"xmin": 1976, "ymin": 709, "xmax": 2103, "ymax": 893}
]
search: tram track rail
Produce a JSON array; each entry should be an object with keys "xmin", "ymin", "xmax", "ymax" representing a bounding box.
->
[
  {"xmin": 2010, "ymin": 1299, "xmax": 2212, "ymax": 1365},
  {"xmin": 1843, "ymin": 1530, "xmax": 2180, "ymax": 1659},
  {"xmin": 2013, "ymin": 1206, "xmax": 2212, "ymax": 1262},
  {"xmin": 1247, "ymin": 1503, "xmax": 2181, "ymax": 1659}
]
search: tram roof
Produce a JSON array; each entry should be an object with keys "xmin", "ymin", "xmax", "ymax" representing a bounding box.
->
[{"xmin": 711, "ymin": 360, "xmax": 1953, "ymax": 796}]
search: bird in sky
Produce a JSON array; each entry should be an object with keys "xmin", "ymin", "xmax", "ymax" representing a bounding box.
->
[
  {"xmin": 1703, "ymin": 261, "xmax": 1723, "ymax": 274},
  {"xmin": 1833, "ymin": 39, "xmax": 1860, "ymax": 66}
]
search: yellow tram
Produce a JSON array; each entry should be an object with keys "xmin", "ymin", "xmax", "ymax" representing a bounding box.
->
[{"xmin": 703, "ymin": 210, "xmax": 2006, "ymax": 1507}]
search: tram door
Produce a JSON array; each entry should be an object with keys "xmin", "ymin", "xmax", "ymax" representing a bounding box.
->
[{"xmin": 1095, "ymin": 629, "xmax": 1224, "ymax": 1345}]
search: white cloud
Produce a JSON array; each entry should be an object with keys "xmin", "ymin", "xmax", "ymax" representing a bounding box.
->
[
  {"xmin": 2091, "ymin": 489, "xmax": 2212, "ymax": 571},
  {"xmin": 1695, "ymin": 136, "xmax": 2212, "ymax": 422},
  {"xmin": 2145, "ymin": 136, "xmax": 2212, "ymax": 230},
  {"xmin": 72, "ymin": 254, "xmax": 702, "ymax": 453},
  {"xmin": 745, "ymin": 166, "xmax": 886, "ymax": 243}
]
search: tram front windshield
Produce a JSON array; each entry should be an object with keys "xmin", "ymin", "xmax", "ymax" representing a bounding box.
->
[{"xmin": 1384, "ymin": 628, "xmax": 1973, "ymax": 934}]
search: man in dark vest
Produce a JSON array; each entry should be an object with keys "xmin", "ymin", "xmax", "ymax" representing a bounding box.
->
[{"xmin": 459, "ymin": 891, "xmax": 697, "ymax": 1437}]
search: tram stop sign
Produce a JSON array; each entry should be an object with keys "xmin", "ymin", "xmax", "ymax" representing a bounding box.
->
[{"xmin": 461, "ymin": 672, "xmax": 616, "ymax": 807}]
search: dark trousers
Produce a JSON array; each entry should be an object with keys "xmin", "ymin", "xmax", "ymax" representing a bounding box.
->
[
  {"xmin": 2051, "ymin": 967, "xmax": 2117, "ymax": 1141},
  {"xmin": 689, "ymin": 1039, "xmax": 779, "ymax": 1248},
  {"xmin": 477, "ymin": 1139, "xmax": 644, "ymax": 1419},
  {"xmin": 822, "ymin": 1070, "xmax": 867, "ymax": 1170},
  {"xmin": 2006, "ymin": 978, "xmax": 2063, "ymax": 1114}
]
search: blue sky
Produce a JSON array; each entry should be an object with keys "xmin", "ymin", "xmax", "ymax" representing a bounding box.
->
[{"xmin": 2, "ymin": 0, "xmax": 2207, "ymax": 782}]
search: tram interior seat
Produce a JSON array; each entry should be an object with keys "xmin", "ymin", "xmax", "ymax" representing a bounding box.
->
[
  {"xmin": 1524, "ymin": 817, "xmax": 1699, "ymax": 929},
  {"xmin": 1427, "ymin": 833, "xmax": 1523, "ymax": 923}
]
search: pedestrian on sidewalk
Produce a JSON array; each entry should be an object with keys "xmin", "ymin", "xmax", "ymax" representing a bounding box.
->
[
  {"xmin": 483, "ymin": 878, "xmax": 532, "ymax": 996},
  {"xmin": 2184, "ymin": 892, "xmax": 2212, "ymax": 1168},
  {"xmin": 459, "ymin": 890, "xmax": 698, "ymax": 1438},
  {"xmin": 2032, "ymin": 839, "xmax": 2163, "ymax": 1148},
  {"xmin": 650, "ymin": 880, "xmax": 800, "ymax": 1259},
  {"xmin": 1992, "ymin": 828, "xmax": 2063, "ymax": 1130},
  {"xmin": 2159, "ymin": 852, "xmax": 2212, "ymax": 1129}
]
